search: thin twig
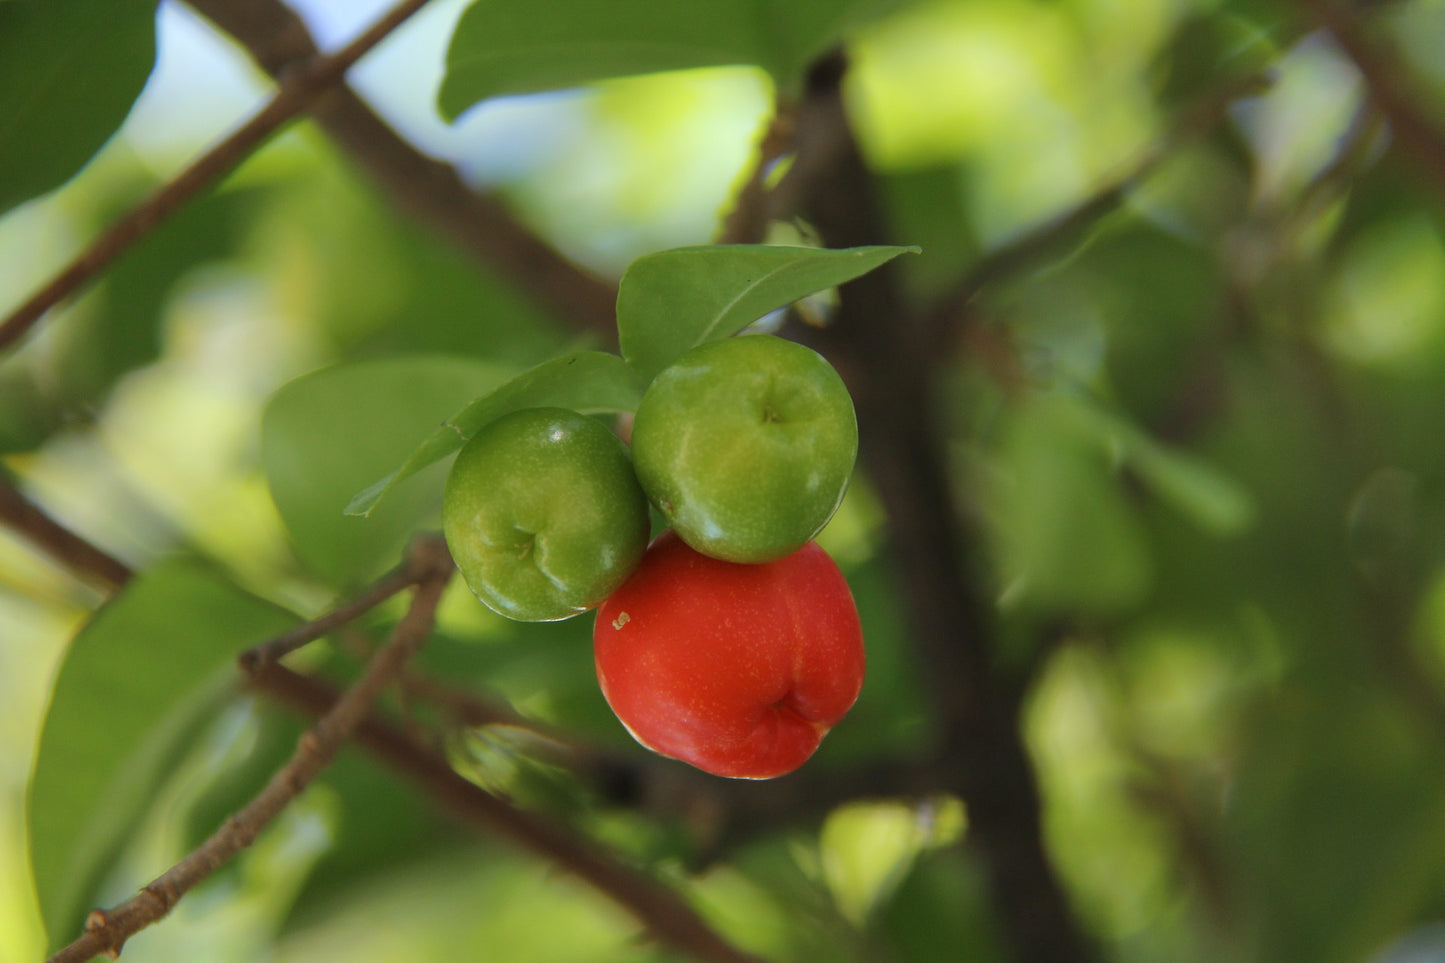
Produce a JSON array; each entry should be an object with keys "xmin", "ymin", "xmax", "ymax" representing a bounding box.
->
[
  {"xmin": 1301, "ymin": 0, "xmax": 1445, "ymax": 196},
  {"xmin": 0, "ymin": 479, "xmax": 132, "ymax": 591},
  {"xmin": 236, "ymin": 537, "xmax": 447, "ymax": 672},
  {"xmin": 0, "ymin": 0, "xmax": 433, "ymax": 356},
  {"xmin": 0, "ymin": 506, "xmax": 757, "ymax": 952},
  {"xmin": 384, "ymin": 658, "xmax": 953, "ymax": 860},
  {"xmin": 247, "ymin": 662, "xmax": 767, "ymax": 963},
  {"xmin": 47, "ymin": 541, "xmax": 453, "ymax": 963},
  {"xmin": 185, "ymin": 0, "xmax": 619, "ymax": 338},
  {"xmin": 383, "ymin": 662, "xmax": 956, "ymax": 863},
  {"xmin": 0, "ymin": 490, "xmax": 772, "ymax": 963}
]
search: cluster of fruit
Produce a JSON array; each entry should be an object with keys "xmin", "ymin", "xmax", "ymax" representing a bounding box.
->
[{"xmin": 441, "ymin": 334, "xmax": 867, "ymax": 779}]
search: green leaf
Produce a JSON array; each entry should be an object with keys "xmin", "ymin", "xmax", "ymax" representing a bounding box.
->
[
  {"xmin": 989, "ymin": 395, "xmax": 1255, "ymax": 613},
  {"xmin": 877, "ymin": 849, "xmax": 1007, "ymax": 963},
  {"xmin": 617, "ymin": 244, "xmax": 918, "ymax": 383},
  {"xmin": 1071, "ymin": 403, "xmax": 1256, "ymax": 537},
  {"xmin": 1154, "ymin": 12, "xmax": 1278, "ymax": 111},
  {"xmin": 1126, "ymin": 433, "xmax": 1256, "ymax": 537},
  {"xmin": 344, "ymin": 351, "xmax": 643, "ymax": 518},
  {"xmin": 820, "ymin": 798, "xmax": 964, "ymax": 927},
  {"xmin": 439, "ymin": 0, "xmax": 756, "ymax": 120},
  {"xmin": 260, "ymin": 162, "xmax": 566, "ymax": 363},
  {"xmin": 437, "ymin": 0, "xmax": 910, "ymax": 120},
  {"xmin": 274, "ymin": 844, "xmax": 668, "ymax": 962},
  {"xmin": 263, "ymin": 356, "xmax": 514, "ymax": 584},
  {"xmin": 1, "ymin": 185, "xmax": 261, "ymax": 454},
  {"xmin": 26, "ymin": 562, "xmax": 298, "ymax": 951},
  {"xmin": 0, "ymin": 0, "xmax": 157, "ymax": 215},
  {"xmin": 990, "ymin": 395, "xmax": 1153, "ymax": 615}
]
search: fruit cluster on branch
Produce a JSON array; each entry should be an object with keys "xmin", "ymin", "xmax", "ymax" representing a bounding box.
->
[{"xmin": 441, "ymin": 333, "xmax": 867, "ymax": 779}]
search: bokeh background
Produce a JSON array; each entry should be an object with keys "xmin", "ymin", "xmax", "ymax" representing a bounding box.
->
[{"xmin": 6, "ymin": 0, "xmax": 1445, "ymax": 960}]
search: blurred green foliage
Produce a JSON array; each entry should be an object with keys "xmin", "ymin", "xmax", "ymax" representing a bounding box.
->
[
  {"xmin": 28, "ymin": 562, "xmax": 297, "ymax": 946},
  {"xmin": 262, "ymin": 355, "xmax": 514, "ymax": 581},
  {"xmin": 5, "ymin": 0, "xmax": 1445, "ymax": 961},
  {"xmin": 0, "ymin": 0, "xmax": 157, "ymax": 216}
]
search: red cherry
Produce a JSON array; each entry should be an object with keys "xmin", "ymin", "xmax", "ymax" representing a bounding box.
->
[{"xmin": 593, "ymin": 530, "xmax": 865, "ymax": 779}]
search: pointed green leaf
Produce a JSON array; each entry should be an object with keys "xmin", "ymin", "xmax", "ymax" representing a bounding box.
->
[
  {"xmin": 821, "ymin": 798, "xmax": 964, "ymax": 927},
  {"xmin": 617, "ymin": 244, "xmax": 918, "ymax": 383},
  {"xmin": 0, "ymin": 0, "xmax": 157, "ymax": 215},
  {"xmin": 1126, "ymin": 434, "xmax": 1256, "ymax": 536},
  {"xmin": 27, "ymin": 562, "xmax": 297, "ymax": 950},
  {"xmin": 439, "ymin": 0, "xmax": 757, "ymax": 119},
  {"xmin": 990, "ymin": 395, "xmax": 1153, "ymax": 614},
  {"xmin": 345, "ymin": 351, "xmax": 644, "ymax": 518},
  {"xmin": 437, "ymin": 0, "xmax": 911, "ymax": 120},
  {"xmin": 263, "ymin": 356, "xmax": 514, "ymax": 584},
  {"xmin": 1072, "ymin": 403, "xmax": 1256, "ymax": 537}
]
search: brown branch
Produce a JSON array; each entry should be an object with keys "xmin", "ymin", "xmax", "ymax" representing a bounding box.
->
[
  {"xmin": 0, "ymin": 478, "xmax": 133, "ymax": 591},
  {"xmin": 184, "ymin": 0, "xmax": 619, "ymax": 339},
  {"xmin": 236, "ymin": 538, "xmax": 447, "ymax": 673},
  {"xmin": 47, "ymin": 539, "xmax": 453, "ymax": 963},
  {"xmin": 0, "ymin": 454, "xmax": 934, "ymax": 929},
  {"xmin": 382, "ymin": 660, "xmax": 956, "ymax": 866},
  {"xmin": 0, "ymin": 0, "xmax": 433, "ymax": 357},
  {"xmin": 775, "ymin": 52, "xmax": 1096, "ymax": 963},
  {"xmin": 1301, "ymin": 0, "xmax": 1445, "ymax": 196},
  {"xmin": 384, "ymin": 658, "xmax": 954, "ymax": 860},
  {"xmin": 247, "ymin": 662, "xmax": 766, "ymax": 963}
]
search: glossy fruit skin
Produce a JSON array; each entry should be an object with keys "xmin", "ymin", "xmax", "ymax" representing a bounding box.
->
[
  {"xmin": 594, "ymin": 530, "xmax": 865, "ymax": 779},
  {"xmin": 629, "ymin": 334, "xmax": 858, "ymax": 564},
  {"xmin": 442, "ymin": 407, "xmax": 650, "ymax": 622}
]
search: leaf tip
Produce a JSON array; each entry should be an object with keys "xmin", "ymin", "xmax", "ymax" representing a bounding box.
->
[{"xmin": 344, "ymin": 474, "xmax": 395, "ymax": 518}]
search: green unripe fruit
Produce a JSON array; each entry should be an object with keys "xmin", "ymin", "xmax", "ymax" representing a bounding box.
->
[
  {"xmin": 442, "ymin": 407, "xmax": 650, "ymax": 622},
  {"xmin": 630, "ymin": 335, "xmax": 858, "ymax": 563}
]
